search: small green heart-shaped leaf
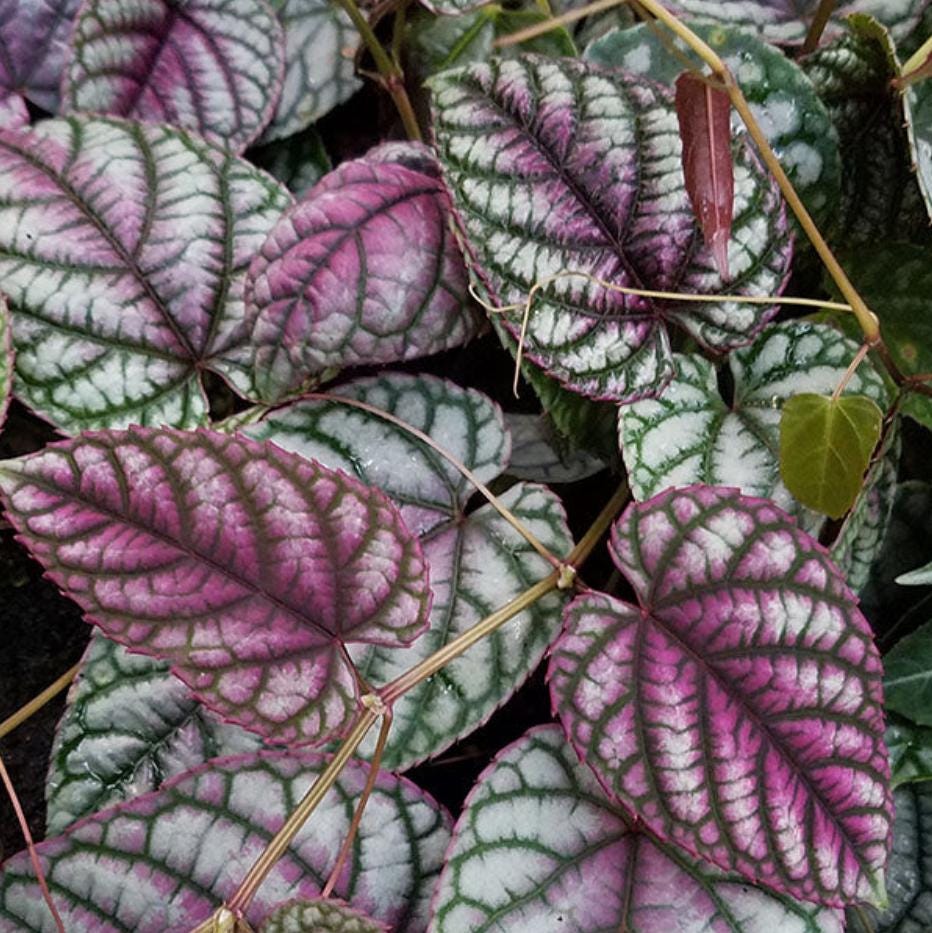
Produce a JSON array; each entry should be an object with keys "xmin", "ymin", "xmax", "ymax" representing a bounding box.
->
[{"xmin": 780, "ymin": 393, "xmax": 883, "ymax": 519}]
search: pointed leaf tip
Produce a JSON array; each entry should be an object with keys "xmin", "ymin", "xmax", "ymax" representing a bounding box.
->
[{"xmin": 675, "ymin": 72, "xmax": 734, "ymax": 281}]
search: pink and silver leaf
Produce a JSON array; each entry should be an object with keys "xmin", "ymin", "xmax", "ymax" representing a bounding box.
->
[
  {"xmin": 0, "ymin": 427, "xmax": 431, "ymax": 746},
  {"xmin": 62, "ymin": 0, "xmax": 285, "ymax": 152},
  {"xmin": 247, "ymin": 143, "xmax": 481, "ymax": 403},
  {"xmin": 0, "ymin": 0, "xmax": 81, "ymax": 111},
  {"xmin": 432, "ymin": 724, "xmax": 844, "ymax": 932},
  {"xmin": 0, "ymin": 116, "xmax": 292, "ymax": 432},
  {"xmin": 549, "ymin": 485, "xmax": 892, "ymax": 907},
  {"xmin": 245, "ymin": 372, "xmax": 572, "ymax": 769},
  {"xmin": 0, "ymin": 294, "xmax": 11, "ymax": 433},
  {"xmin": 1, "ymin": 750, "xmax": 451, "ymax": 932},
  {"xmin": 429, "ymin": 55, "xmax": 792, "ymax": 403}
]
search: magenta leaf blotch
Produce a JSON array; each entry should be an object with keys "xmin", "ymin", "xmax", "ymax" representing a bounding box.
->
[
  {"xmin": 248, "ymin": 143, "xmax": 480, "ymax": 402},
  {"xmin": 0, "ymin": 427, "xmax": 430, "ymax": 745},
  {"xmin": 1, "ymin": 751, "xmax": 451, "ymax": 932},
  {"xmin": 549, "ymin": 486, "xmax": 892, "ymax": 906},
  {"xmin": 63, "ymin": 0, "xmax": 286, "ymax": 152}
]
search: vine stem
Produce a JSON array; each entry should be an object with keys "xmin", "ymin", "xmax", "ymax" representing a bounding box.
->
[
  {"xmin": 0, "ymin": 754, "xmax": 65, "ymax": 933},
  {"xmin": 832, "ymin": 343, "xmax": 870, "ymax": 402},
  {"xmin": 219, "ymin": 709, "xmax": 379, "ymax": 922},
  {"xmin": 336, "ymin": 0, "xmax": 422, "ymax": 141},
  {"xmin": 0, "ymin": 661, "xmax": 80, "ymax": 740},
  {"xmin": 381, "ymin": 480, "xmax": 629, "ymax": 704},
  {"xmin": 801, "ymin": 0, "xmax": 836, "ymax": 54}
]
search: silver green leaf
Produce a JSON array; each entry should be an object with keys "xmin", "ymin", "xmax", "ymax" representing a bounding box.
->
[{"xmin": 46, "ymin": 633, "xmax": 263, "ymax": 835}]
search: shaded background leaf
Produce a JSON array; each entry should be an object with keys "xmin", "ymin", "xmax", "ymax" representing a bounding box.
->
[
  {"xmin": 884, "ymin": 619, "xmax": 932, "ymax": 727},
  {"xmin": 260, "ymin": 897, "xmax": 386, "ymax": 933}
]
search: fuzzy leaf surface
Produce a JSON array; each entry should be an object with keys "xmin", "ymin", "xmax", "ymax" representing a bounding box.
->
[
  {"xmin": 0, "ymin": 116, "xmax": 292, "ymax": 432},
  {"xmin": 245, "ymin": 373, "xmax": 572, "ymax": 769},
  {"xmin": 586, "ymin": 23, "xmax": 842, "ymax": 230},
  {"xmin": 618, "ymin": 320, "xmax": 887, "ymax": 530},
  {"xmin": 1, "ymin": 751, "xmax": 451, "ymax": 932},
  {"xmin": 549, "ymin": 486, "xmax": 892, "ymax": 906},
  {"xmin": 248, "ymin": 143, "xmax": 479, "ymax": 402},
  {"xmin": 884, "ymin": 620, "xmax": 932, "ymax": 728},
  {"xmin": 261, "ymin": 0, "xmax": 361, "ymax": 143},
  {"xmin": 665, "ymin": 0, "xmax": 925, "ymax": 44},
  {"xmin": 432, "ymin": 724, "xmax": 844, "ymax": 932},
  {"xmin": 46, "ymin": 633, "xmax": 264, "ymax": 834},
  {"xmin": 0, "ymin": 0, "xmax": 81, "ymax": 111},
  {"xmin": 430, "ymin": 55, "xmax": 792, "ymax": 403},
  {"xmin": 62, "ymin": 0, "xmax": 285, "ymax": 152},
  {"xmin": 780, "ymin": 393, "xmax": 883, "ymax": 519},
  {"xmin": 260, "ymin": 898, "xmax": 386, "ymax": 932},
  {"xmin": 845, "ymin": 781, "xmax": 932, "ymax": 932},
  {"xmin": 0, "ymin": 427, "xmax": 430, "ymax": 746}
]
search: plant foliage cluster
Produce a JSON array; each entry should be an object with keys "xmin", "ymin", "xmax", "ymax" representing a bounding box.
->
[{"xmin": 0, "ymin": 0, "xmax": 931, "ymax": 930}]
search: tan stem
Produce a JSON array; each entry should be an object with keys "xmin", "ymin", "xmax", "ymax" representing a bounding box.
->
[
  {"xmin": 801, "ymin": 0, "xmax": 836, "ymax": 54},
  {"xmin": 0, "ymin": 661, "xmax": 81, "ymax": 740}
]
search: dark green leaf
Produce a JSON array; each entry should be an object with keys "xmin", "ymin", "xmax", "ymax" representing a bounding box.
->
[{"xmin": 885, "ymin": 619, "xmax": 932, "ymax": 726}]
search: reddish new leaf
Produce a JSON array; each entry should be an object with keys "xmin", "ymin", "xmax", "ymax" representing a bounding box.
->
[{"xmin": 675, "ymin": 72, "xmax": 734, "ymax": 281}]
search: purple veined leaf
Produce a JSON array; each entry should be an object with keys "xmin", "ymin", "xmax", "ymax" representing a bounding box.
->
[
  {"xmin": 431, "ymin": 724, "xmax": 844, "ymax": 932},
  {"xmin": 0, "ymin": 90, "xmax": 27, "ymax": 130},
  {"xmin": 247, "ymin": 143, "xmax": 482, "ymax": 403},
  {"xmin": 0, "ymin": 294, "xmax": 11, "ymax": 433},
  {"xmin": 0, "ymin": 0, "xmax": 81, "ymax": 111},
  {"xmin": 0, "ymin": 116, "xmax": 292, "ymax": 432},
  {"xmin": 62, "ymin": 0, "xmax": 285, "ymax": 153},
  {"xmin": 549, "ymin": 486, "xmax": 892, "ymax": 907},
  {"xmin": 429, "ymin": 55, "xmax": 792, "ymax": 404},
  {"xmin": 259, "ymin": 0, "xmax": 362, "ymax": 144},
  {"xmin": 259, "ymin": 897, "xmax": 387, "ymax": 932},
  {"xmin": 46, "ymin": 633, "xmax": 265, "ymax": 834},
  {"xmin": 0, "ymin": 427, "xmax": 431, "ymax": 746},
  {"xmin": 617, "ymin": 320, "xmax": 890, "ymax": 532},
  {"xmin": 675, "ymin": 71, "xmax": 734, "ymax": 281},
  {"xmin": 665, "ymin": 0, "xmax": 926, "ymax": 44},
  {"xmin": 244, "ymin": 372, "xmax": 573, "ymax": 769},
  {"xmin": 844, "ymin": 780, "xmax": 932, "ymax": 932},
  {"xmin": 1, "ymin": 750, "xmax": 451, "ymax": 932}
]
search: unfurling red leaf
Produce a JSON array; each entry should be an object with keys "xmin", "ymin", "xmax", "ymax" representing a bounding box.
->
[
  {"xmin": 260, "ymin": 898, "xmax": 387, "ymax": 932},
  {"xmin": 675, "ymin": 71, "xmax": 734, "ymax": 280},
  {"xmin": 780, "ymin": 393, "xmax": 883, "ymax": 519},
  {"xmin": 0, "ymin": 116, "xmax": 292, "ymax": 432},
  {"xmin": 248, "ymin": 142, "xmax": 480, "ymax": 402},
  {"xmin": 62, "ymin": 0, "xmax": 285, "ymax": 152},
  {"xmin": 1, "ymin": 751, "xmax": 451, "ymax": 932},
  {"xmin": 430, "ymin": 55, "xmax": 791, "ymax": 403},
  {"xmin": 549, "ymin": 486, "xmax": 892, "ymax": 907},
  {"xmin": 0, "ymin": 428, "xmax": 430, "ymax": 746},
  {"xmin": 432, "ymin": 725, "xmax": 844, "ymax": 932}
]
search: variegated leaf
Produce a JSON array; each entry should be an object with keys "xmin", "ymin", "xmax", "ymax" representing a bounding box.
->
[
  {"xmin": 46, "ymin": 633, "xmax": 264, "ymax": 835},
  {"xmin": 0, "ymin": 427, "xmax": 430, "ymax": 746},
  {"xmin": 432, "ymin": 725, "xmax": 844, "ymax": 931},
  {"xmin": 245, "ymin": 373, "xmax": 573, "ymax": 769},
  {"xmin": 259, "ymin": 898, "xmax": 386, "ymax": 933},
  {"xmin": 2, "ymin": 751, "xmax": 451, "ymax": 932},
  {"xmin": 430, "ymin": 55, "xmax": 792, "ymax": 403},
  {"xmin": 0, "ymin": 116, "xmax": 292, "ymax": 432},
  {"xmin": 618, "ymin": 321, "xmax": 888, "ymax": 531},
  {"xmin": 503, "ymin": 412, "xmax": 606, "ymax": 484},
  {"xmin": 250, "ymin": 125, "xmax": 332, "ymax": 197},
  {"xmin": 0, "ymin": 295, "xmax": 11, "ymax": 433},
  {"xmin": 261, "ymin": 0, "xmax": 362, "ymax": 143},
  {"xmin": 549, "ymin": 486, "xmax": 892, "ymax": 906},
  {"xmin": 62, "ymin": 0, "xmax": 285, "ymax": 152},
  {"xmin": 248, "ymin": 143, "xmax": 480, "ymax": 403},
  {"xmin": 902, "ymin": 69, "xmax": 932, "ymax": 220},
  {"xmin": 0, "ymin": 0, "xmax": 81, "ymax": 111}
]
